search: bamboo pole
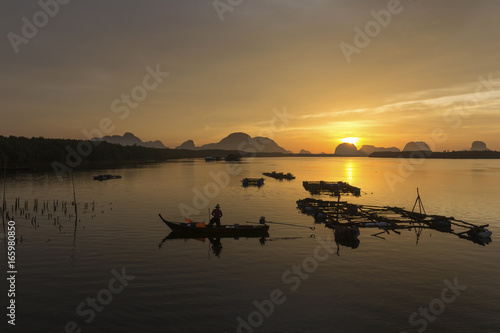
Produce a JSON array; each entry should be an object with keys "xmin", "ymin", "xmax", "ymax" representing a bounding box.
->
[{"xmin": 71, "ymin": 173, "xmax": 78, "ymax": 216}]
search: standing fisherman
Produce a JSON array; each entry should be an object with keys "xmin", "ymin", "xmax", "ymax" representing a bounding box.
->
[{"xmin": 209, "ymin": 204, "xmax": 223, "ymax": 228}]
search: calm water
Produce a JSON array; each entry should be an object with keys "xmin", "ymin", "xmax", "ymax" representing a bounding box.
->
[{"xmin": 1, "ymin": 157, "xmax": 499, "ymax": 333}]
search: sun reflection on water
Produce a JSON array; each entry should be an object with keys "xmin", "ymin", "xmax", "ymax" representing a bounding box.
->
[{"xmin": 345, "ymin": 160, "xmax": 354, "ymax": 183}]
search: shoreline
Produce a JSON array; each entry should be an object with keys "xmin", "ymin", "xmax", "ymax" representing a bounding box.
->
[
  {"xmin": 4, "ymin": 151, "xmax": 500, "ymax": 173},
  {"xmin": 1, "ymin": 135, "xmax": 499, "ymax": 173}
]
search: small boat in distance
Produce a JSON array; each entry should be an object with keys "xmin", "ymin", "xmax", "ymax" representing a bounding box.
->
[
  {"xmin": 158, "ymin": 214, "xmax": 270, "ymax": 237},
  {"xmin": 93, "ymin": 174, "xmax": 122, "ymax": 181},
  {"xmin": 205, "ymin": 156, "xmax": 222, "ymax": 161},
  {"xmin": 225, "ymin": 153, "xmax": 241, "ymax": 161},
  {"xmin": 262, "ymin": 171, "xmax": 295, "ymax": 180},
  {"xmin": 242, "ymin": 178, "xmax": 265, "ymax": 187}
]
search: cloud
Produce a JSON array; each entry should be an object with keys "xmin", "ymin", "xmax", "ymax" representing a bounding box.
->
[{"xmin": 1, "ymin": 1, "xmax": 499, "ymax": 151}]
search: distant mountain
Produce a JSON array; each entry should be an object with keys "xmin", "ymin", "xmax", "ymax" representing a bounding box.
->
[
  {"xmin": 146, "ymin": 140, "xmax": 166, "ymax": 149},
  {"xmin": 96, "ymin": 132, "xmax": 167, "ymax": 149},
  {"xmin": 177, "ymin": 132, "xmax": 290, "ymax": 153},
  {"xmin": 370, "ymin": 150, "xmax": 500, "ymax": 159},
  {"xmin": 359, "ymin": 145, "xmax": 400, "ymax": 155},
  {"xmin": 470, "ymin": 141, "xmax": 490, "ymax": 151},
  {"xmin": 199, "ymin": 132, "xmax": 252, "ymax": 150},
  {"xmin": 299, "ymin": 149, "xmax": 312, "ymax": 154},
  {"xmin": 403, "ymin": 141, "xmax": 431, "ymax": 152},
  {"xmin": 335, "ymin": 143, "xmax": 362, "ymax": 156},
  {"xmin": 175, "ymin": 140, "xmax": 196, "ymax": 150},
  {"xmin": 252, "ymin": 136, "xmax": 290, "ymax": 153}
]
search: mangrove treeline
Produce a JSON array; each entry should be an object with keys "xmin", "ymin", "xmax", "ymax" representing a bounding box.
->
[{"xmin": 0, "ymin": 135, "xmax": 255, "ymax": 169}]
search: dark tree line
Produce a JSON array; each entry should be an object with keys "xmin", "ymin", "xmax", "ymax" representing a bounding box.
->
[
  {"xmin": 370, "ymin": 150, "xmax": 500, "ymax": 159},
  {"xmin": 0, "ymin": 135, "xmax": 241, "ymax": 169}
]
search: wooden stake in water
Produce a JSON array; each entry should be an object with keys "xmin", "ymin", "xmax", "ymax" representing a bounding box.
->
[
  {"xmin": 72, "ymin": 173, "xmax": 78, "ymax": 216},
  {"xmin": 2, "ymin": 160, "xmax": 6, "ymax": 214},
  {"xmin": 411, "ymin": 188, "xmax": 426, "ymax": 215}
]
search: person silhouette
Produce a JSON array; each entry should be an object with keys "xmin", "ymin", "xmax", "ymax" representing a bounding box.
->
[
  {"xmin": 209, "ymin": 237, "xmax": 223, "ymax": 256},
  {"xmin": 209, "ymin": 204, "xmax": 223, "ymax": 228}
]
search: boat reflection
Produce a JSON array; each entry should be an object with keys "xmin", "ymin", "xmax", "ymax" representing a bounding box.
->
[
  {"xmin": 158, "ymin": 233, "xmax": 318, "ymax": 256},
  {"xmin": 208, "ymin": 237, "xmax": 223, "ymax": 257},
  {"xmin": 333, "ymin": 225, "xmax": 360, "ymax": 250},
  {"xmin": 158, "ymin": 232, "xmax": 269, "ymax": 257}
]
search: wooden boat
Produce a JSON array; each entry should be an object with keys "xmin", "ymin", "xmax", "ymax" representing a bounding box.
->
[
  {"xmin": 263, "ymin": 171, "xmax": 295, "ymax": 180},
  {"xmin": 334, "ymin": 225, "xmax": 360, "ymax": 239},
  {"xmin": 205, "ymin": 156, "xmax": 222, "ymax": 161},
  {"xmin": 225, "ymin": 153, "xmax": 241, "ymax": 161},
  {"xmin": 242, "ymin": 178, "xmax": 265, "ymax": 187},
  {"xmin": 159, "ymin": 214, "xmax": 269, "ymax": 237},
  {"xmin": 429, "ymin": 216, "xmax": 452, "ymax": 231},
  {"xmin": 93, "ymin": 174, "xmax": 122, "ymax": 181},
  {"xmin": 467, "ymin": 226, "xmax": 492, "ymax": 238}
]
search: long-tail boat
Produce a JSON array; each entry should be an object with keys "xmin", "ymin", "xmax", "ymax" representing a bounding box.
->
[{"xmin": 158, "ymin": 214, "xmax": 269, "ymax": 237}]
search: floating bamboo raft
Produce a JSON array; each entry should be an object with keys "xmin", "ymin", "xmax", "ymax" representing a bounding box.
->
[
  {"xmin": 241, "ymin": 178, "xmax": 265, "ymax": 187},
  {"xmin": 296, "ymin": 196, "xmax": 493, "ymax": 246},
  {"xmin": 303, "ymin": 181, "xmax": 361, "ymax": 196},
  {"xmin": 263, "ymin": 171, "xmax": 295, "ymax": 180}
]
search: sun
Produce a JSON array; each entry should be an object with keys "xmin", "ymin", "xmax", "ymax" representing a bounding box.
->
[{"xmin": 341, "ymin": 137, "xmax": 360, "ymax": 145}]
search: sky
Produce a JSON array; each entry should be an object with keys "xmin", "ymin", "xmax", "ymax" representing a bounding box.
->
[{"xmin": 1, "ymin": 0, "xmax": 499, "ymax": 153}]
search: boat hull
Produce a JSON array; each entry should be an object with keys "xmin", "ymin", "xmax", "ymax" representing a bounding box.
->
[{"xmin": 159, "ymin": 214, "xmax": 269, "ymax": 237}]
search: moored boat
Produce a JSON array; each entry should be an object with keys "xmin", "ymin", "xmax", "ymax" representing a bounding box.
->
[
  {"xmin": 429, "ymin": 216, "xmax": 452, "ymax": 231},
  {"xmin": 467, "ymin": 226, "xmax": 492, "ymax": 238},
  {"xmin": 263, "ymin": 171, "xmax": 295, "ymax": 180},
  {"xmin": 93, "ymin": 174, "xmax": 122, "ymax": 181},
  {"xmin": 242, "ymin": 178, "xmax": 265, "ymax": 187},
  {"xmin": 158, "ymin": 214, "xmax": 269, "ymax": 237}
]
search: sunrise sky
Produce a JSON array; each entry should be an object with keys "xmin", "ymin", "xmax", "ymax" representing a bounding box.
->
[{"xmin": 1, "ymin": 0, "xmax": 499, "ymax": 153}]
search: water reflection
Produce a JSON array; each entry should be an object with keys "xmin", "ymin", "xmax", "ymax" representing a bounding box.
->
[
  {"xmin": 333, "ymin": 225, "xmax": 360, "ymax": 250},
  {"xmin": 209, "ymin": 237, "xmax": 223, "ymax": 256},
  {"xmin": 3, "ymin": 158, "xmax": 499, "ymax": 332},
  {"xmin": 158, "ymin": 232, "xmax": 269, "ymax": 257},
  {"xmin": 158, "ymin": 233, "xmax": 319, "ymax": 257},
  {"xmin": 345, "ymin": 161, "xmax": 354, "ymax": 183},
  {"xmin": 70, "ymin": 215, "xmax": 78, "ymax": 260}
]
